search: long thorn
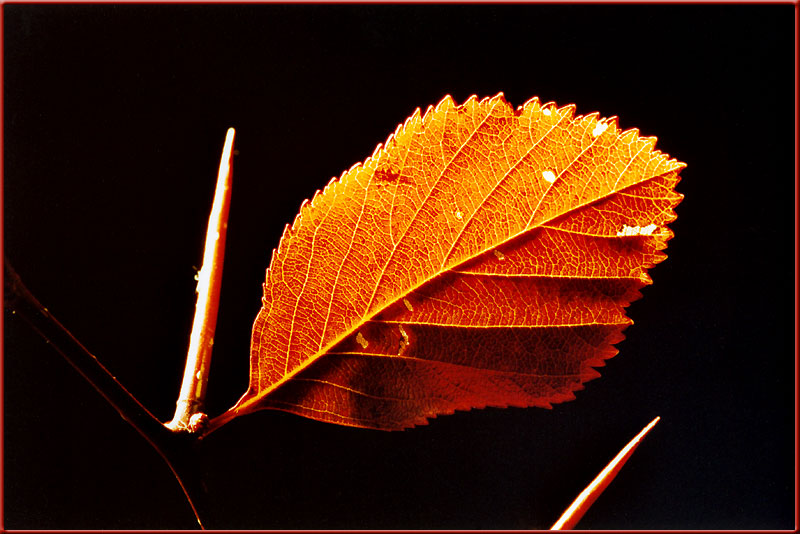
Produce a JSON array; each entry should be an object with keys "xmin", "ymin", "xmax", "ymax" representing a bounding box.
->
[
  {"xmin": 167, "ymin": 128, "xmax": 236, "ymax": 433},
  {"xmin": 550, "ymin": 416, "xmax": 661, "ymax": 530}
]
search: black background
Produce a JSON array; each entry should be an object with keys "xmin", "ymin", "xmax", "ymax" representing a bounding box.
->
[{"xmin": 3, "ymin": 4, "xmax": 795, "ymax": 530}]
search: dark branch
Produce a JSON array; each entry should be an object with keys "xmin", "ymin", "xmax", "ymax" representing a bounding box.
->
[{"xmin": 4, "ymin": 257, "xmax": 209, "ymax": 528}]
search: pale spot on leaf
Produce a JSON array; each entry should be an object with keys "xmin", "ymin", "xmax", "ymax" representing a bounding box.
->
[
  {"xmin": 403, "ymin": 298, "xmax": 414, "ymax": 312},
  {"xmin": 356, "ymin": 331, "xmax": 369, "ymax": 349},
  {"xmin": 398, "ymin": 324, "xmax": 410, "ymax": 355},
  {"xmin": 493, "ymin": 250, "xmax": 506, "ymax": 261},
  {"xmin": 592, "ymin": 121, "xmax": 608, "ymax": 137},
  {"xmin": 542, "ymin": 170, "xmax": 556, "ymax": 183},
  {"xmin": 617, "ymin": 223, "xmax": 658, "ymax": 237}
]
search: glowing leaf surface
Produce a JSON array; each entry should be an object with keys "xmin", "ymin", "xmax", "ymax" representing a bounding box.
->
[{"xmin": 222, "ymin": 94, "xmax": 684, "ymax": 430}]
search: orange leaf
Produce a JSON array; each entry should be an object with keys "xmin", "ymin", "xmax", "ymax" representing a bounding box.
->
[{"xmin": 215, "ymin": 94, "xmax": 684, "ymax": 431}]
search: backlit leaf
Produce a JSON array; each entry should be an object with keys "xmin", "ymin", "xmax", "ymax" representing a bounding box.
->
[{"xmin": 218, "ymin": 94, "xmax": 684, "ymax": 431}]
